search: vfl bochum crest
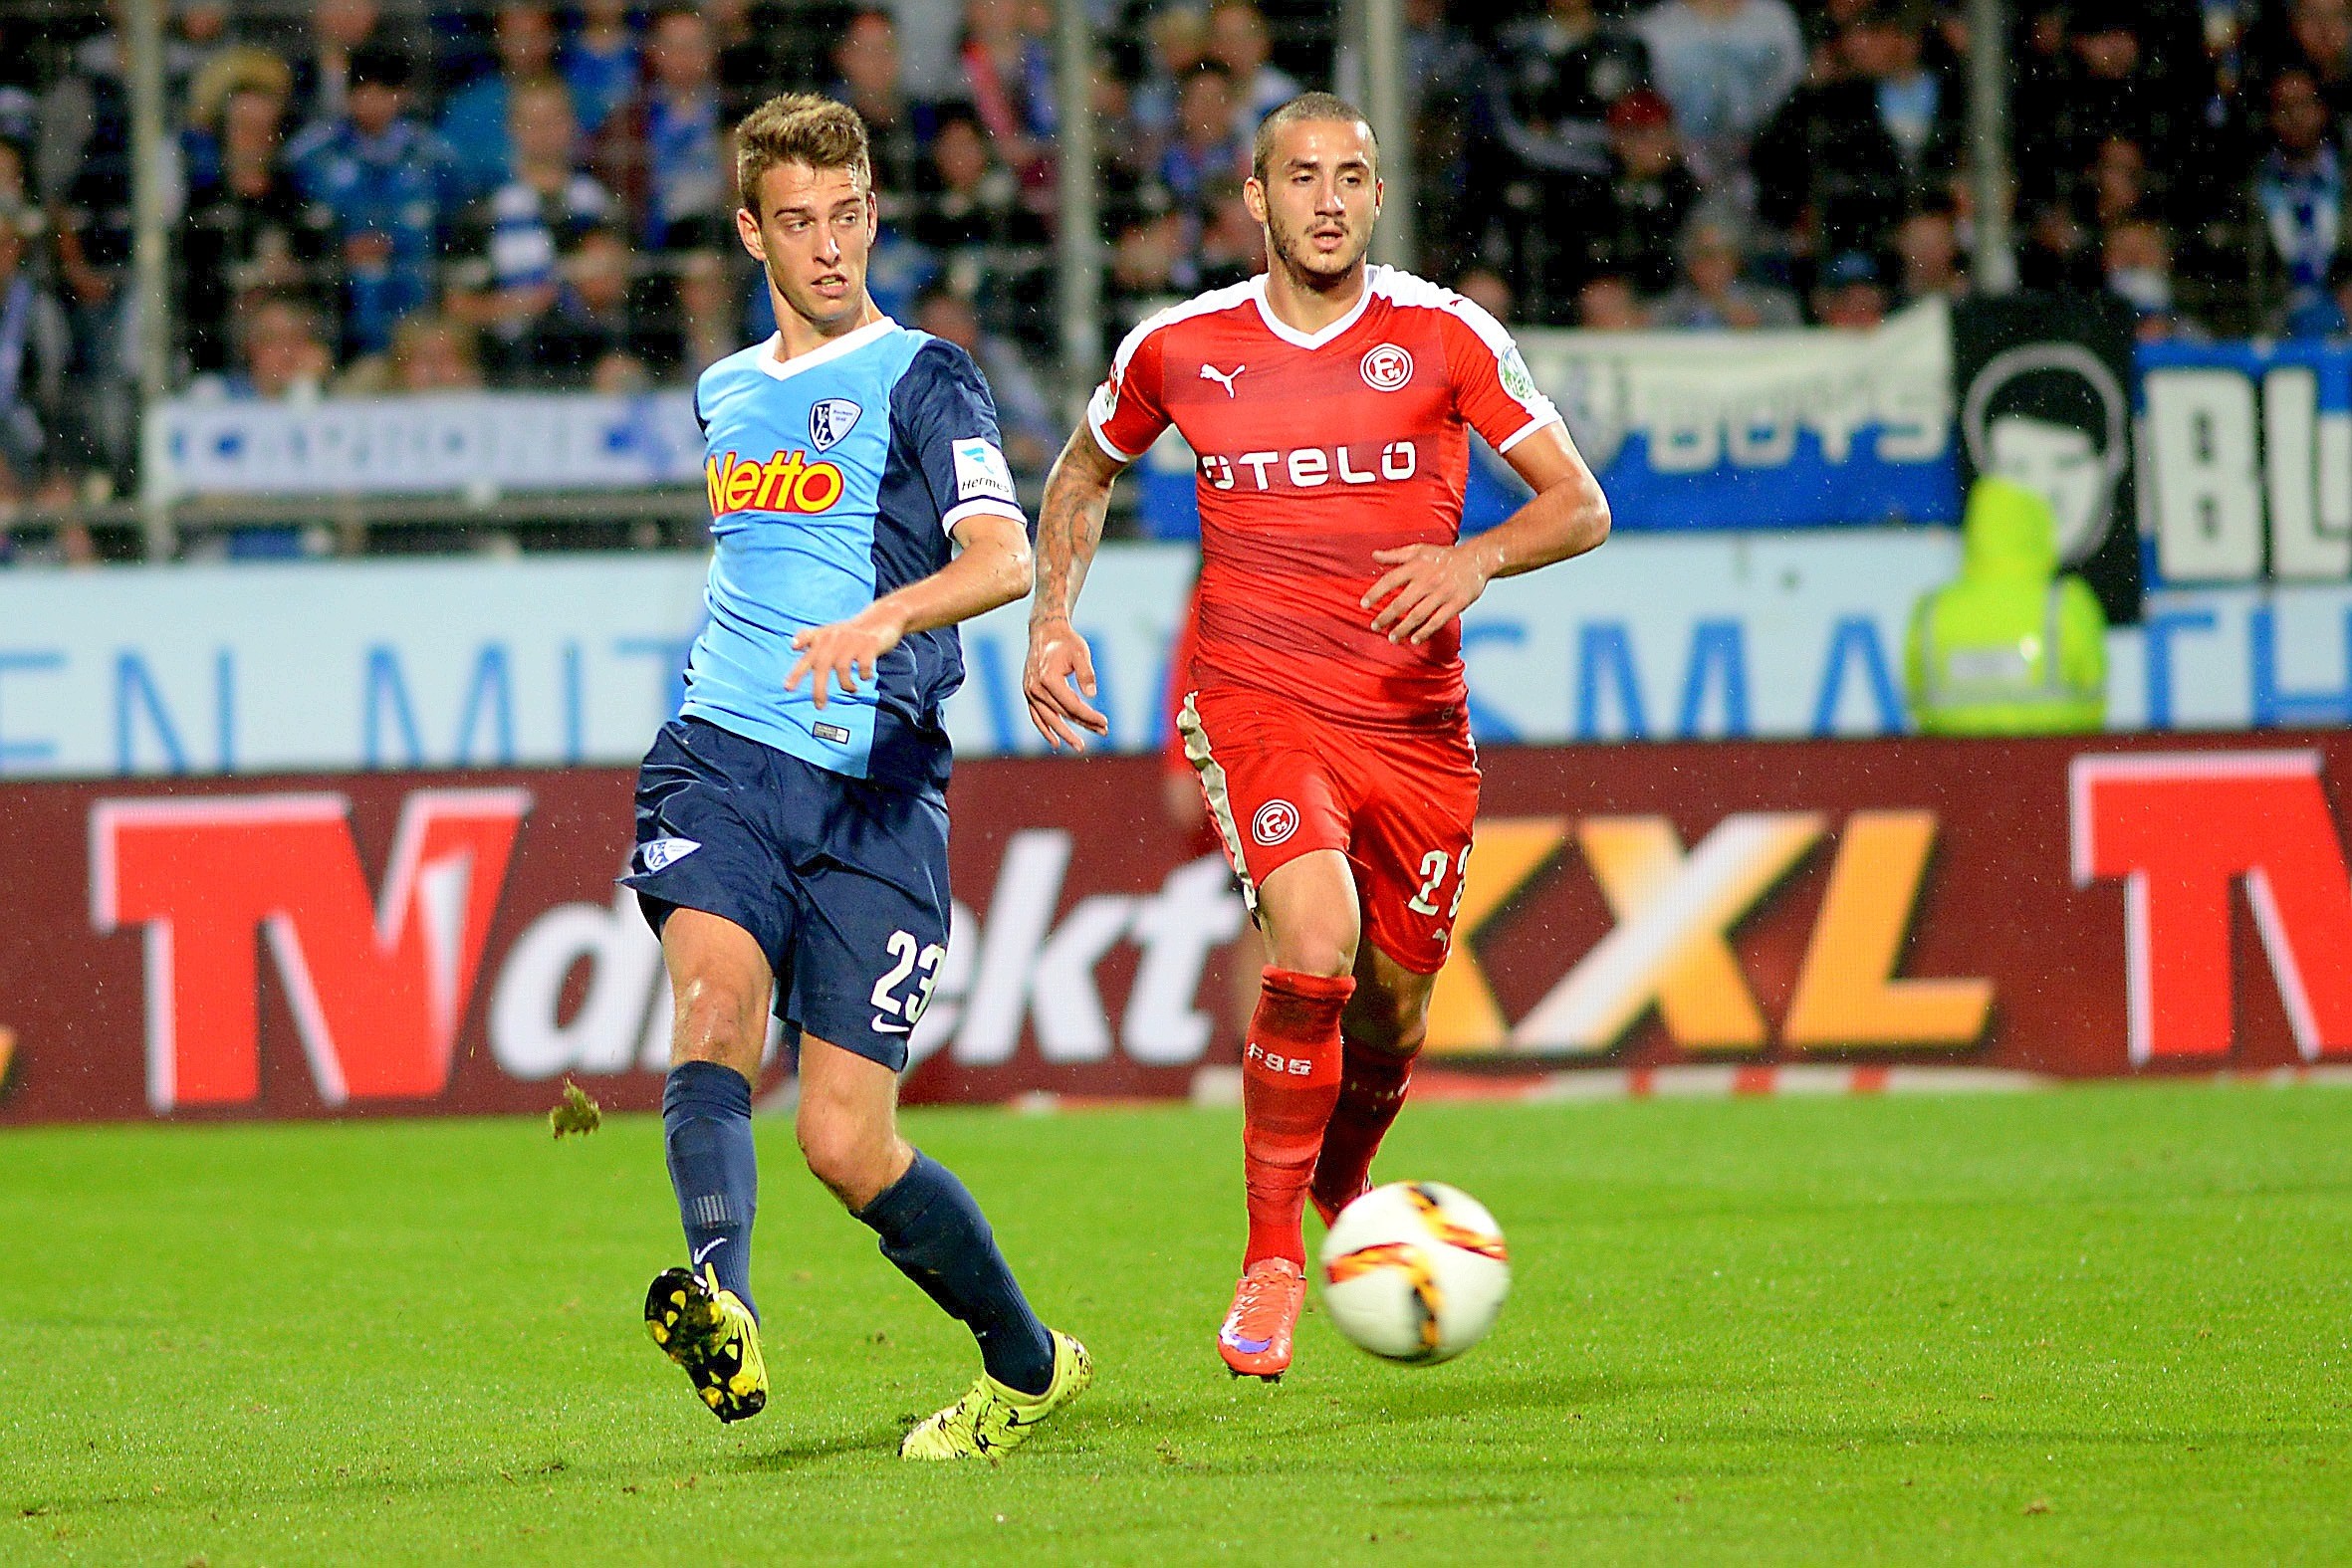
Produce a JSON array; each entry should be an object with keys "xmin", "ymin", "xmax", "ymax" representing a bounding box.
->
[{"xmin": 810, "ymin": 397, "xmax": 861, "ymax": 451}]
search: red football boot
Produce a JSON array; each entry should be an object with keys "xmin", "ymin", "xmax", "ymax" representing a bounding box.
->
[{"xmin": 1217, "ymin": 1257, "xmax": 1306, "ymax": 1380}]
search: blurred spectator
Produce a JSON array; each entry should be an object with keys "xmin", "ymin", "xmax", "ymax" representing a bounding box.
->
[
  {"xmin": 0, "ymin": 145, "xmax": 29, "ymax": 215},
  {"xmin": 1845, "ymin": 2, "xmax": 1959, "ymax": 201},
  {"xmin": 1453, "ymin": 265, "xmax": 1516, "ymax": 322},
  {"xmin": 1484, "ymin": 0, "xmax": 1650, "ymax": 314},
  {"xmin": 1162, "ymin": 65, "xmax": 1251, "ymax": 212},
  {"xmin": 1489, "ymin": 0, "xmax": 1652, "ymax": 188},
  {"xmin": 2018, "ymin": 196, "xmax": 2102, "ymax": 291},
  {"xmin": 1893, "ymin": 205, "xmax": 1968, "ymax": 304},
  {"xmin": 832, "ymin": 9, "xmax": 943, "ymax": 202},
  {"xmin": 1108, "ymin": 207, "xmax": 1193, "ymax": 335},
  {"xmin": 528, "ymin": 225, "xmax": 645, "ymax": 382},
  {"xmin": 1129, "ymin": 3, "xmax": 1212, "ymax": 158},
  {"xmin": 227, "ymin": 293, "xmax": 334, "ymax": 400},
  {"xmin": 1633, "ymin": 0, "xmax": 1806, "ymax": 192},
  {"xmin": 184, "ymin": 45, "xmax": 284, "ymax": 190},
  {"xmin": 2086, "ymin": 134, "xmax": 2155, "ymax": 227},
  {"xmin": 2016, "ymin": 0, "xmax": 2199, "ymax": 222},
  {"xmin": 563, "ymin": 0, "xmax": 639, "ymax": 138},
  {"xmin": 915, "ymin": 112, "xmax": 1048, "ymax": 254},
  {"xmin": 2255, "ymin": 68, "xmax": 2346, "ymax": 334},
  {"xmin": 0, "ymin": 210, "xmax": 78, "ymax": 501},
  {"xmin": 385, "ymin": 311, "xmax": 485, "ymax": 392},
  {"xmin": 670, "ymin": 249, "xmax": 746, "ymax": 375},
  {"xmin": 0, "ymin": 22, "xmax": 42, "ymax": 159},
  {"xmin": 1753, "ymin": 8, "xmax": 1912, "ymax": 262},
  {"xmin": 445, "ymin": 78, "xmax": 613, "ymax": 382},
  {"xmin": 959, "ymin": 0, "xmax": 1058, "ymax": 185},
  {"xmin": 887, "ymin": 0, "xmax": 971, "ymax": 103},
  {"xmin": 1577, "ymin": 273, "xmax": 1650, "ymax": 327},
  {"xmin": 603, "ymin": 6, "xmax": 728, "ymax": 252},
  {"xmin": 1590, "ymin": 90, "xmax": 1701, "ymax": 293},
  {"xmin": 1652, "ymin": 217, "xmax": 1801, "ymax": 327},
  {"xmin": 41, "ymin": 6, "xmax": 141, "ymax": 476},
  {"xmin": 438, "ymin": 2, "xmax": 560, "ymax": 199},
  {"xmin": 289, "ymin": 45, "xmax": 463, "ymax": 357},
  {"xmin": 2283, "ymin": 0, "xmax": 2352, "ymax": 121},
  {"xmin": 1811, "ymin": 248, "xmax": 1888, "ymax": 327},
  {"xmin": 706, "ymin": 0, "xmax": 785, "ymax": 121},
  {"xmin": 290, "ymin": 0, "xmax": 386, "ymax": 134},
  {"xmin": 184, "ymin": 71, "xmax": 334, "ymax": 374},
  {"xmin": 1337, "ymin": 0, "xmax": 1488, "ymax": 279},
  {"xmin": 1196, "ymin": 177, "xmax": 1267, "ymax": 290},
  {"xmin": 913, "ymin": 284, "xmax": 1055, "ymax": 477},
  {"xmin": 1206, "ymin": 1, "xmax": 1302, "ymax": 134},
  {"xmin": 2104, "ymin": 216, "xmax": 2197, "ymax": 336},
  {"xmin": 590, "ymin": 347, "xmax": 655, "ymax": 393},
  {"xmin": 171, "ymin": 2, "xmax": 239, "ymax": 98}
]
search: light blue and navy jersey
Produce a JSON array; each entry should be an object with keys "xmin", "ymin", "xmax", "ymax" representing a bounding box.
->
[{"xmin": 680, "ymin": 317, "xmax": 1025, "ymax": 794}]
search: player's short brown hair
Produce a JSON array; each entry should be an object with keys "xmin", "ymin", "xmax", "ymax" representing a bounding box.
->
[
  {"xmin": 1250, "ymin": 92, "xmax": 1378, "ymax": 188},
  {"xmin": 735, "ymin": 94, "xmax": 871, "ymax": 213}
]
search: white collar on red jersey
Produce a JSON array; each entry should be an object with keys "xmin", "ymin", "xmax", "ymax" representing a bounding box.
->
[{"xmin": 1250, "ymin": 267, "xmax": 1378, "ymax": 350}]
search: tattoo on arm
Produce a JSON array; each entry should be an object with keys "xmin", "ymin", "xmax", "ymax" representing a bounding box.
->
[{"xmin": 1032, "ymin": 431, "xmax": 1122, "ymax": 627}]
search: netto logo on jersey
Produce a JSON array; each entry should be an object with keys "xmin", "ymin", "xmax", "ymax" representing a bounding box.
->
[
  {"xmin": 705, "ymin": 449, "xmax": 847, "ymax": 516},
  {"xmin": 1200, "ymin": 441, "xmax": 1419, "ymax": 492}
]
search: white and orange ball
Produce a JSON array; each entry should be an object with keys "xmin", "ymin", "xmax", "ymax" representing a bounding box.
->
[{"xmin": 1317, "ymin": 1182, "xmax": 1511, "ymax": 1364}]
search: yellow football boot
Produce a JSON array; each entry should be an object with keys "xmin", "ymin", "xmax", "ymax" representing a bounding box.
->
[
  {"xmin": 644, "ymin": 1264, "xmax": 768, "ymax": 1424},
  {"xmin": 899, "ymin": 1330, "xmax": 1093, "ymax": 1460}
]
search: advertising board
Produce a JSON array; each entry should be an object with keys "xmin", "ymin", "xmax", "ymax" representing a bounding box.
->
[
  {"xmin": 4, "ymin": 732, "xmax": 2345, "ymax": 1125},
  {"xmin": 0, "ymin": 536, "xmax": 1958, "ymax": 780}
]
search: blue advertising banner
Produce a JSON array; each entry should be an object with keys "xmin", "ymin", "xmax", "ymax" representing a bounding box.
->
[{"xmin": 2137, "ymin": 337, "xmax": 2352, "ymax": 587}]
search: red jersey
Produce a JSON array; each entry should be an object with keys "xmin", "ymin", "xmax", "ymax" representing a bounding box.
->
[{"xmin": 1090, "ymin": 265, "xmax": 1561, "ymax": 731}]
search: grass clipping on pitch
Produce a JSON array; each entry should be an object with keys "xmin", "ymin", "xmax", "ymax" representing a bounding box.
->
[{"xmin": 548, "ymin": 1079, "xmax": 601, "ymax": 1138}]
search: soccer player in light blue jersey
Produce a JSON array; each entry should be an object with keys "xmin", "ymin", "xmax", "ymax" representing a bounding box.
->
[{"xmin": 626, "ymin": 94, "xmax": 1090, "ymax": 1459}]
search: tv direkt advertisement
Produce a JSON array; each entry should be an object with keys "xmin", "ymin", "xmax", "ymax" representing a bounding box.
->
[{"xmin": 3, "ymin": 732, "xmax": 2347, "ymax": 1124}]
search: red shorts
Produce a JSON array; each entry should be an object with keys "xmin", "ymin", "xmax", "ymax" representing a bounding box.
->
[{"xmin": 1176, "ymin": 687, "xmax": 1480, "ymax": 976}]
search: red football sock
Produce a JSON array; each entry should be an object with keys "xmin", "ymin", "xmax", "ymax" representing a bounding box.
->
[
  {"xmin": 1240, "ymin": 967, "xmax": 1354, "ymax": 1268},
  {"xmin": 1311, "ymin": 1036, "xmax": 1418, "ymax": 1215}
]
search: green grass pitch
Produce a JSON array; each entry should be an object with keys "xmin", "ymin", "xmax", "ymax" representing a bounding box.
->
[{"xmin": 3, "ymin": 1083, "xmax": 2349, "ymax": 1565}]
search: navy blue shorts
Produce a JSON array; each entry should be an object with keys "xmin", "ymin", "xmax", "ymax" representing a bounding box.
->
[{"xmin": 622, "ymin": 717, "xmax": 951, "ymax": 1071}]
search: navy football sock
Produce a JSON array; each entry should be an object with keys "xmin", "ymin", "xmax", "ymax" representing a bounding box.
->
[
  {"xmin": 663, "ymin": 1060, "xmax": 759, "ymax": 1320},
  {"xmin": 856, "ymin": 1151, "xmax": 1056, "ymax": 1396}
]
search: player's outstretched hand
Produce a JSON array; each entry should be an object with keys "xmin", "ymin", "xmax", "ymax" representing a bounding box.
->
[
  {"xmin": 787, "ymin": 606, "xmax": 906, "ymax": 710},
  {"xmin": 1024, "ymin": 616, "xmax": 1110, "ymax": 752},
  {"xmin": 1364, "ymin": 543, "xmax": 1491, "ymax": 645}
]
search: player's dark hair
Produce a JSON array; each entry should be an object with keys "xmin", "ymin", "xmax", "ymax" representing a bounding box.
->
[
  {"xmin": 1251, "ymin": 92, "xmax": 1377, "ymax": 188},
  {"xmin": 735, "ymin": 94, "xmax": 872, "ymax": 214}
]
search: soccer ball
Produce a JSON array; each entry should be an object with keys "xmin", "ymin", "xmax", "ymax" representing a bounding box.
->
[{"xmin": 1317, "ymin": 1182, "xmax": 1510, "ymax": 1365}]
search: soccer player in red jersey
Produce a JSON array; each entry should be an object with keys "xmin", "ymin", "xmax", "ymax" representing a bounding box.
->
[{"xmin": 1023, "ymin": 93, "xmax": 1611, "ymax": 1380}]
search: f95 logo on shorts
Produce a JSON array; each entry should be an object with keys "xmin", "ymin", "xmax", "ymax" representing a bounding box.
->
[{"xmin": 1253, "ymin": 799, "xmax": 1298, "ymax": 846}]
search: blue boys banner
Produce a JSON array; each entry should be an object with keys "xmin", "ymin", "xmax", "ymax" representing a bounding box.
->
[
  {"xmin": 1516, "ymin": 300, "xmax": 1959, "ymax": 530},
  {"xmin": 1130, "ymin": 302, "xmax": 1961, "ymax": 539}
]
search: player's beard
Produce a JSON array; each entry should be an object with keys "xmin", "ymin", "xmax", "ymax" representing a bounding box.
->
[
  {"xmin": 772, "ymin": 254, "xmax": 869, "ymax": 336},
  {"xmin": 1266, "ymin": 205, "xmax": 1372, "ymax": 294}
]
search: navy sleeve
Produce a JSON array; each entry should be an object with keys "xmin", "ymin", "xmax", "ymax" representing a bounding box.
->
[{"xmin": 892, "ymin": 338, "xmax": 1027, "ymax": 538}]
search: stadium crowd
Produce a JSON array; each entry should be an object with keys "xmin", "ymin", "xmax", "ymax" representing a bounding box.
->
[{"xmin": 0, "ymin": 0, "xmax": 2333, "ymax": 555}]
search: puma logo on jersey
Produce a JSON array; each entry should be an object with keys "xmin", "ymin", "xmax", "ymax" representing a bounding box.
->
[{"xmin": 1199, "ymin": 362, "xmax": 1246, "ymax": 397}]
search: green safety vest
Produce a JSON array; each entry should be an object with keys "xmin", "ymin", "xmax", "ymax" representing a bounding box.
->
[{"xmin": 1908, "ymin": 576, "xmax": 2107, "ymax": 735}]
